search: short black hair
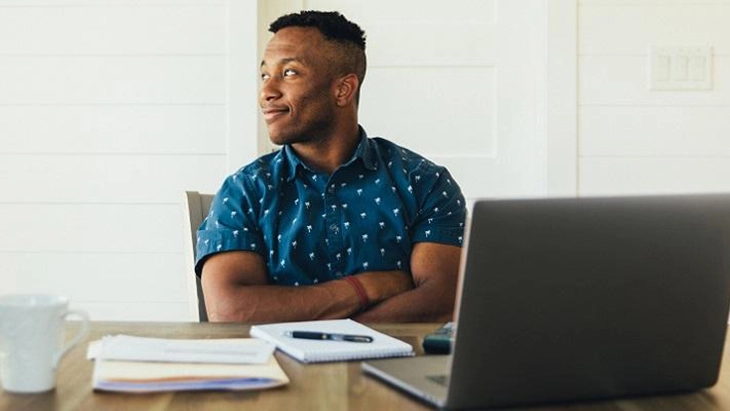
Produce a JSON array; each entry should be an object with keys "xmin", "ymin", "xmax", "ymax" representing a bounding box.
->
[
  {"xmin": 269, "ymin": 10, "xmax": 366, "ymax": 51},
  {"xmin": 269, "ymin": 10, "xmax": 367, "ymax": 100}
]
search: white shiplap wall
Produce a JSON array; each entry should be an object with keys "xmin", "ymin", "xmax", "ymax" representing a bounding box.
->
[
  {"xmin": 0, "ymin": 0, "xmax": 256, "ymax": 321},
  {"xmin": 578, "ymin": 0, "xmax": 730, "ymax": 195},
  {"xmin": 5, "ymin": 0, "xmax": 730, "ymax": 320}
]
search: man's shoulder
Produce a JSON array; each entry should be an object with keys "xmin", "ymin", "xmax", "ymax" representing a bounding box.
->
[
  {"xmin": 369, "ymin": 136, "xmax": 440, "ymax": 172},
  {"xmin": 231, "ymin": 149, "xmax": 283, "ymax": 180}
]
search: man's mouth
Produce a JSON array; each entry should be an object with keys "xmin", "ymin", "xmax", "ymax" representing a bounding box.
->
[{"xmin": 261, "ymin": 107, "xmax": 289, "ymax": 122}]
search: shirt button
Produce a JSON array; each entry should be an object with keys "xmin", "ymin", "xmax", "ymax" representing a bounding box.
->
[
  {"xmin": 328, "ymin": 185, "xmax": 335, "ymax": 194},
  {"xmin": 330, "ymin": 224, "xmax": 339, "ymax": 232},
  {"xmin": 335, "ymin": 271, "xmax": 342, "ymax": 278}
]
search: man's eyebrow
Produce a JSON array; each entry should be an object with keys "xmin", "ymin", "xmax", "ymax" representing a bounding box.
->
[{"xmin": 260, "ymin": 57, "xmax": 304, "ymax": 69}]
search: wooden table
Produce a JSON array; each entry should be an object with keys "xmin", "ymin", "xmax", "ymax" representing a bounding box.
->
[{"xmin": 2, "ymin": 322, "xmax": 730, "ymax": 410}]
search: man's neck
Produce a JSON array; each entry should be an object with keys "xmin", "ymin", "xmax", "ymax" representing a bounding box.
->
[{"xmin": 290, "ymin": 124, "xmax": 361, "ymax": 175}]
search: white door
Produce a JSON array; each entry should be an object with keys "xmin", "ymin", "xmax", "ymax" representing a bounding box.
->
[{"xmin": 259, "ymin": 0, "xmax": 548, "ymax": 200}]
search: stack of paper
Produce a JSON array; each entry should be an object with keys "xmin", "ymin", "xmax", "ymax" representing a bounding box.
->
[{"xmin": 88, "ymin": 335, "xmax": 289, "ymax": 393}]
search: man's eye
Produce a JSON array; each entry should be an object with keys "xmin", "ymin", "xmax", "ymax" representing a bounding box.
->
[
  {"xmin": 283, "ymin": 69, "xmax": 297, "ymax": 77},
  {"xmin": 261, "ymin": 73, "xmax": 270, "ymax": 81}
]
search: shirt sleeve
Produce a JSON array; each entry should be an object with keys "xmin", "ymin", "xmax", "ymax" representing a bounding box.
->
[
  {"xmin": 194, "ymin": 172, "xmax": 267, "ymax": 276},
  {"xmin": 410, "ymin": 163, "xmax": 467, "ymax": 246}
]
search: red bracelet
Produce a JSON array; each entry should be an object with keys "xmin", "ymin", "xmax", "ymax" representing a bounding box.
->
[{"xmin": 344, "ymin": 275, "xmax": 369, "ymax": 312}]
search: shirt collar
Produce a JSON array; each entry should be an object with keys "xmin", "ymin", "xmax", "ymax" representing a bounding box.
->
[
  {"xmin": 279, "ymin": 126, "xmax": 377, "ymax": 182},
  {"xmin": 280, "ymin": 145, "xmax": 302, "ymax": 182},
  {"xmin": 353, "ymin": 126, "xmax": 378, "ymax": 171}
]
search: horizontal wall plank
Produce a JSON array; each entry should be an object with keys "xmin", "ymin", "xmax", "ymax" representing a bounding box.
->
[
  {"xmin": 579, "ymin": 56, "xmax": 730, "ymax": 105},
  {"xmin": 0, "ymin": 105, "xmax": 226, "ymax": 154},
  {"xmin": 0, "ymin": 0, "xmax": 224, "ymax": 5},
  {"xmin": 579, "ymin": 2, "xmax": 730, "ymax": 55},
  {"xmin": 0, "ymin": 204, "xmax": 185, "ymax": 253},
  {"xmin": 580, "ymin": 0, "xmax": 730, "ymax": 6},
  {"xmin": 69, "ymin": 301, "xmax": 190, "ymax": 322},
  {"xmin": 0, "ymin": 5, "xmax": 225, "ymax": 55},
  {"xmin": 0, "ymin": 155, "xmax": 227, "ymax": 203},
  {"xmin": 580, "ymin": 158, "xmax": 730, "ymax": 195},
  {"xmin": 360, "ymin": 67, "xmax": 496, "ymax": 157},
  {"xmin": 580, "ymin": 106, "xmax": 730, "ymax": 156},
  {"xmin": 3, "ymin": 252, "xmax": 187, "ymax": 303},
  {"xmin": 0, "ymin": 56, "xmax": 225, "ymax": 104}
]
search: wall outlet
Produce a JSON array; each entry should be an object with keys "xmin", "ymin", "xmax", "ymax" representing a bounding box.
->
[{"xmin": 648, "ymin": 45, "xmax": 712, "ymax": 91}]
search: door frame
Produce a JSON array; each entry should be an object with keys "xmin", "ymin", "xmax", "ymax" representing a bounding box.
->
[{"xmin": 545, "ymin": 0, "xmax": 578, "ymax": 196}]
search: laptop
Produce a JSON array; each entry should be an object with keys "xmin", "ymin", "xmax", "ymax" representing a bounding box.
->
[{"xmin": 362, "ymin": 194, "xmax": 730, "ymax": 409}]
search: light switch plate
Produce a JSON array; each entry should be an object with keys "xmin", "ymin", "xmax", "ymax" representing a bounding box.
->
[{"xmin": 648, "ymin": 45, "xmax": 712, "ymax": 91}]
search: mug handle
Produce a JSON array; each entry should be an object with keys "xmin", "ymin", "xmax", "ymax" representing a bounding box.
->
[{"xmin": 52, "ymin": 309, "xmax": 90, "ymax": 368}]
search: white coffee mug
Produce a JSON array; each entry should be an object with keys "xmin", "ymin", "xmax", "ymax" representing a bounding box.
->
[{"xmin": 0, "ymin": 294, "xmax": 89, "ymax": 393}]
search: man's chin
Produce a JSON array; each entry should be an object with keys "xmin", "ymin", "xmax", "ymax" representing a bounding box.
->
[
  {"xmin": 268, "ymin": 131, "xmax": 308, "ymax": 146},
  {"xmin": 268, "ymin": 134, "xmax": 290, "ymax": 146},
  {"xmin": 266, "ymin": 127, "xmax": 286, "ymax": 145}
]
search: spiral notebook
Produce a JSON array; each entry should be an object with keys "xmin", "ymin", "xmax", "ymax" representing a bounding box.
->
[{"xmin": 250, "ymin": 319, "xmax": 414, "ymax": 363}]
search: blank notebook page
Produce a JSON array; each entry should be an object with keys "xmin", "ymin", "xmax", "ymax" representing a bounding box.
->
[{"xmin": 250, "ymin": 319, "xmax": 414, "ymax": 363}]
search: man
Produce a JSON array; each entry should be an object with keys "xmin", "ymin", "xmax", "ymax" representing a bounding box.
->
[{"xmin": 196, "ymin": 10, "xmax": 466, "ymax": 323}]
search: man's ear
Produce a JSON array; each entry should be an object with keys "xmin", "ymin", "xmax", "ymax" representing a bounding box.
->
[{"xmin": 334, "ymin": 74, "xmax": 359, "ymax": 107}]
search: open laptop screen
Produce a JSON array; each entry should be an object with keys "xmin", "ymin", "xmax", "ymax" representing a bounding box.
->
[{"xmin": 448, "ymin": 194, "xmax": 730, "ymax": 408}]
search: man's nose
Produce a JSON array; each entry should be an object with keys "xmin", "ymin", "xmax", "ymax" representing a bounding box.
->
[{"xmin": 259, "ymin": 78, "xmax": 282, "ymax": 105}]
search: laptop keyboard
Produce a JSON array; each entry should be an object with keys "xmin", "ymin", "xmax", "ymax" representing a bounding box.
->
[{"xmin": 426, "ymin": 375, "xmax": 449, "ymax": 387}]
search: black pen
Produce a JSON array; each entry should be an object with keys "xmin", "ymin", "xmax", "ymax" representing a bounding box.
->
[{"xmin": 283, "ymin": 330, "xmax": 374, "ymax": 343}]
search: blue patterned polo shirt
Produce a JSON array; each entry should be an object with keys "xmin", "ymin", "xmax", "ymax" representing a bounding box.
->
[{"xmin": 195, "ymin": 128, "xmax": 467, "ymax": 286}]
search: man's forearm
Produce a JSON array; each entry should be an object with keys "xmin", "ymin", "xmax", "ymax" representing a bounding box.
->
[
  {"xmin": 205, "ymin": 270, "xmax": 415, "ymax": 323},
  {"xmin": 206, "ymin": 280, "xmax": 360, "ymax": 322},
  {"xmin": 355, "ymin": 242, "xmax": 462, "ymax": 322},
  {"xmin": 353, "ymin": 278, "xmax": 456, "ymax": 323}
]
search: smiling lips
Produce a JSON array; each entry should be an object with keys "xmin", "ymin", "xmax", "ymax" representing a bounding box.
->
[{"xmin": 262, "ymin": 106, "xmax": 289, "ymax": 122}]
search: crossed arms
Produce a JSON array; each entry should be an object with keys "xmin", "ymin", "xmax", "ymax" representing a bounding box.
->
[{"xmin": 201, "ymin": 241, "xmax": 461, "ymax": 323}]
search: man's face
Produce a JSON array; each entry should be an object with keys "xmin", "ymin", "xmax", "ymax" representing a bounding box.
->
[{"xmin": 259, "ymin": 27, "xmax": 338, "ymax": 146}]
